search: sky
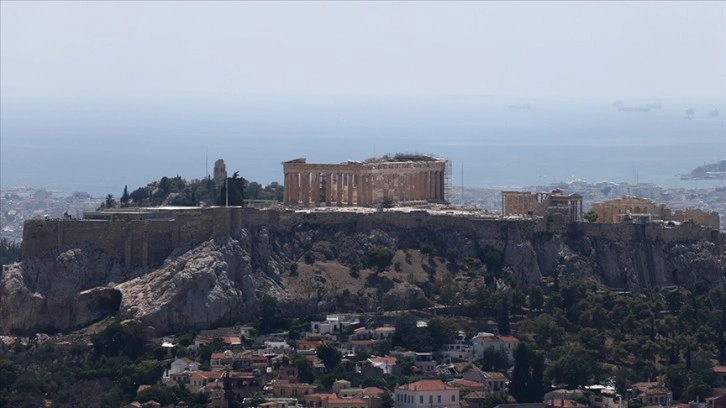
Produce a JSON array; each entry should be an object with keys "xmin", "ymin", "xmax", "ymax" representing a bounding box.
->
[{"xmin": 2, "ymin": 1, "xmax": 725, "ymax": 101}]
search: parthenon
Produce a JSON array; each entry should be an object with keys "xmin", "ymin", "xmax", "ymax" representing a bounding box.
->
[{"xmin": 282, "ymin": 154, "xmax": 448, "ymax": 206}]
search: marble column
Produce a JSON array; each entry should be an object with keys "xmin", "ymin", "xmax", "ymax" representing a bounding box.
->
[
  {"xmin": 423, "ymin": 171, "xmax": 430, "ymax": 201},
  {"xmin": 311, "ymin": 172, "xmax": 320, "ymax": 206},
  {"xmin": 345, "ymin": 173, "xmax": 353, "ymax": 206},
  {"xmin": 290, "ymin": 173, "xmax": 297, "ymax": 204},
  {"xmin": 325, "ymin": 173, "xmax": 332, "ymax": 206},
  {"xmin": 336, "ymin": 173, "xmax": 343, "ymax": 206}
]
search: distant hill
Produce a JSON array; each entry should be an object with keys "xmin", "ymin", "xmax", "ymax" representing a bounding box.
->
[{"xmin": 681, "ymin": 160, "xmax": 726, "ymax": 180}]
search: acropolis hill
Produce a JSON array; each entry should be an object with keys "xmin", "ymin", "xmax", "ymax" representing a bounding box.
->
[{"xmin": 2, "ymin": 155, "xmax": 725, "ymax": 335}]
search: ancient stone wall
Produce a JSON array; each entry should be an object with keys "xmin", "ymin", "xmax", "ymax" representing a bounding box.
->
[
  {"xmin": 501, "ymin": 191, "xmax": 537, "ymax": 216},
  {"xmin": 591, "ymin": 196, "xmax": 719, "ymax": 230},
  {"xmin": 22, "ymin": 205, "xmax": 723, "ymax": 270}
]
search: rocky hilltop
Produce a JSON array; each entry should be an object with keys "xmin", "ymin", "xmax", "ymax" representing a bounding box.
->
[{"xmin": 1, "ymin": 208, "xmax": 724, "ymax": 335}]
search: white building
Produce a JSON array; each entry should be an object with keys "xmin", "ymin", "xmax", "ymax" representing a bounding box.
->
[
  {"xmin": 394, "ymin": 379, "xmax": 459, "ymax": 408},
  {"xmin": 470, "ymin": 332, "xmax": 519, "ymax": 361},
  {"xmin": 441, "ymin": 343, "xmax": 475, "ymax": 362},
  {"xmin": 311, "ymin": 315, "xmax": 360, "ymax": 334}
]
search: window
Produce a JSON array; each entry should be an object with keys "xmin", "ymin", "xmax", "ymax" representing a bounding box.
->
[
  {"xmin": 430, "ymin": 396, "xmax": 433, "ymax": 403},
  {"xmin": 420, "ymin": 396, "xmax": 424, "ymax": 404},
  {"xmin": 452, "ymin": 395, "xmax": 456, "ymax": 402},
  {"xmin": 438, "ymin": 396, "xmax": 442, "ymax": 403}
]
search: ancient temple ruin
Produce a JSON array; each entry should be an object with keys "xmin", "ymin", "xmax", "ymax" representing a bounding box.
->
[
  {"xmin": 282, "ymin": 154, "xmax": 448, "ymax": 206},
  {"xmin": 501, "ymin": 189, "xmax": 584, "ymax": 222}
]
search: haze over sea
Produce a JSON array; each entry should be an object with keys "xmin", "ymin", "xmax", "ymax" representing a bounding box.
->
[{"xmin": 1, "ymin": 94, "xmax": 724, "ymax": 197}]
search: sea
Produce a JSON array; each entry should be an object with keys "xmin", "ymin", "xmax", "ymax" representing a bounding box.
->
[{"xmin": 1, "ymin": 94, "xmax": 724, "ymax": 197}]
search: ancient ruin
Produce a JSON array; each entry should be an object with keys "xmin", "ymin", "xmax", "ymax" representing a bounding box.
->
[
  {"xmin": 282, "ymin": 154, "xmax": 448, "ymax": 206},
  {"xmin": 501, "ymin": 189, "xmax": 584, "ymax": 222},
  {"xmin": 591, "ymin": 196, "xmax": 720, "ymax": 229}
]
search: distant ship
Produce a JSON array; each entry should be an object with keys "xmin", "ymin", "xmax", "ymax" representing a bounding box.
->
[{"xmin": 508, "ymin": 103, "xmax": 531, "ymax": 110}]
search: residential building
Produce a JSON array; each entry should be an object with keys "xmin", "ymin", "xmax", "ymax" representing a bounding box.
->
[{"xmin": 395, "ymin": 379, "xmax": 460, "ymax": 408}]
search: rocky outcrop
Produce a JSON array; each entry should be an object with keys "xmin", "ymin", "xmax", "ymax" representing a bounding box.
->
[
  {"xmin": 116, "ymin": 234, "xmax": 285, "ymax": 333},
  {"xmin": 1, "ymin": 213, "xmax": 724, "ymax": 335},
  {"xmin": 0, "ymin": 244, "xmax": 127, "ymax": 333}
]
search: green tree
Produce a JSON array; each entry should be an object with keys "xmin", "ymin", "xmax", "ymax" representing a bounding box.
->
[
  {"xmin": 316, "ymin": 344, "xmax": 342, "ymax": 370},
  {"xmin": 480, "ymin": 347, "xmax": 510, "ymax": 371},
  {"xmin": 219, "ymin": 171, "xmax": 247, "ymax": 206},
  {"xmin": 528, "ymin": 285, "xmax": 545, "ymax": 312},
  {"xmin": 366, "ymin": 246, "xmax": 395, "ymax": 271},
  {"xmin": 545, "ymin": 347, "xmax": 598, "ymax": 389},
  {"xmin": 498, "ymin": 295, "xmax": 511, "ymax": 335},
  {"xmin": 583, "ymin": 210, "xmax": 598, "ymax": 223},
  {"xmin": 509, "ymin": 343, "xmax": 533, "ymax": 403},
  {"xmin": 120, "ymin": 185, "xmax": 130, "ymax": 206},
  {"xmin": 258, "ymin": 295, "xmax": 280, "ymax": 334},
  {"xmin": 381, "ymin": 391, "xmax": 395, "ymax": 408}
]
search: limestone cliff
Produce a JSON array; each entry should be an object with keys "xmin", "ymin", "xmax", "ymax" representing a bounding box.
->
[{"xmin": 1, "ymin": 211, "xmax": 724, "ymax": 335}]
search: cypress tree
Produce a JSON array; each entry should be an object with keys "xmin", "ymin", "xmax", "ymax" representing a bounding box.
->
[
  {"xmin": 498, "ymin": 295, "xmax": 511, "ymax": 335},
  {"xmin": 510, "ymin": 343, "xmax": 531, "ymax": 402}
]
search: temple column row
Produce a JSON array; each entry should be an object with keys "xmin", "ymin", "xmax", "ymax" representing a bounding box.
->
[
  {"xmin": 285, "ymin": 168, "xmax": 445, "ymax": 206},
  {"xmin": 284, "ymin": 171, "xmax": 367, "ymax": 206}
]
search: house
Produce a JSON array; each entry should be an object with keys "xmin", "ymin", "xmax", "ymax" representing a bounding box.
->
[
  {"xmin": 324, "ymin": 398, "xmax": 368, "ymax": 408},
  {"xmin": 630, "ymin": 383, "xmax": 672, "ymax": 407},
  {"xmin": 311, "ymin": 315, "xmax": 360, "ymax": 335},
  {"xmin": 271, "ymin": 382, "xmax": 317, "ymax": 398},
  {"xmin": 276, "ymin": 364, "xmax": 299, "ymax": 382},
  {"xmin": 714, "ymin": 367, "xmax": 726, "ymax": 386},
  {"xmin": 362, "ymin": 387, "xmax": 386, "ymax": 408},
  {"xmin": 470, "ymin": 333, "xmax": 519, "ymax": 361},
  {"xmin": 447, "ymin": 378, "xmax": 487, "ymax": 395},
  {"xmin": 704, "ymin": 393, "xmax": 726, "ymax": 408},
  {"xmin": 441, "ymin": 342, "xmax": 475, "ymax": 362},
  {"xmin": 351, "ymin": 339, "xmax": 378, "ymax": 355},
  {"xmin": 223, "ymin": 336, "xmax": 244, "ymax": 350},
  {"xmin": 359, "ymin": 356, "xmax": 399, "ymax": 376},
  {"xmin": 166, "ymin": 357, "xmax": 199, "ymax": 376},
  {"xmin": 395, "ymin": 379, "xmax": 460, "ymax": 408},
  {"xmin": 204, "ymin": 380, "xmax": 226, "ymax": 408},
  {"xmin": 390, "ymin": 351, "xmax": 437, "ymax": 375},
  {"xmin": 333, "ymin": 379, "xmax": 353, "ymax": 394},
  {"xmin": 373, "ymin": 326, "xmax": 395, "ymax": 341},
  {"xmin": 210, "ymin": 350, "xmax": 235, "ymax": 370},
  {"xmin": 188, "ymin": 370, "xmax": 223, "ymax": 390},
  {"xmin": 305, "ymin": 393, "xmax": 338, "ymax": 408},
  {"xmin": 264, "ymin": 340, "xmax": 292, "ymax": 355},
  {"xmin": 545, "ymin": 400, "xmax": 588, "ymax": 408},
  {"xmin": 260, "ymin": 398, "xmax": 299, "ymax": 408},
  {"xmin": 462, "ymin": 368, "xmax": 508, "ymax": 391}
]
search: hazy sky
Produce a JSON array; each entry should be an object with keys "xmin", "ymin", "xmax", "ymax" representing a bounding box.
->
[{"xmin": 2, "ymin": 1, "xmax": 725, "ymax": 101}]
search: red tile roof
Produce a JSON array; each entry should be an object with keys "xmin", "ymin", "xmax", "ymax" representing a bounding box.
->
[
  {"xmin": 368, "ymin": 356, "xmax": 397, "ymax": 365},
  {"xmin": 714, "ymin": 366, "xmax": 726, "ymax": 374},
  {"xmin": 398, "ymin": 379, "xmax": 456, "ymax": 392},
  {"xmin": 327, "ymin": 398, "xmax": 367, "ymax": 405},
  {"xmin": 448, "ymin": 379, "xmax": 487, "ymax": 390}
]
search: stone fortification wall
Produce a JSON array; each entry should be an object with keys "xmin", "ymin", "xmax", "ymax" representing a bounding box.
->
[{"xmin": 23, "ymin": 206, "xmax": 722, "ymax": 272}]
